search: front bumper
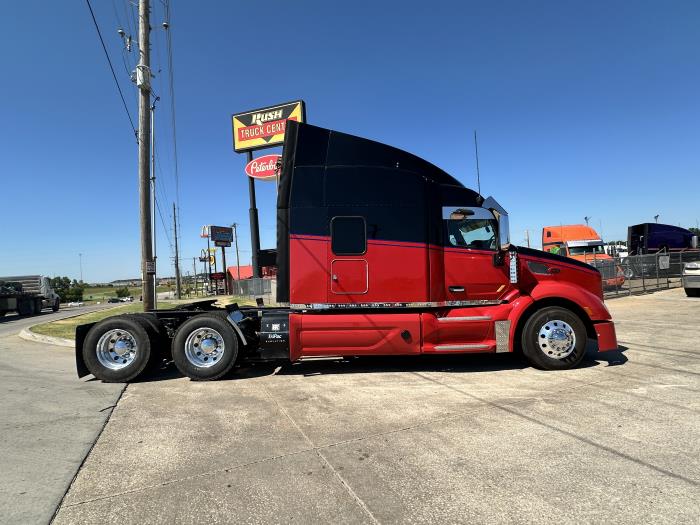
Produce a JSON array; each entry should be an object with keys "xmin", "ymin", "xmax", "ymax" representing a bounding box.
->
[
  {"xmin": 682, "ymin": 275, "xmax": 700, "ymax": 289},
  {"xmin": 594, "ymin": 321, "xmax": 618, "ymax": 352}
]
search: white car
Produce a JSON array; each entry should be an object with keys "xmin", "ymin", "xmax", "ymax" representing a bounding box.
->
[
  {"xmin": 67, "ymin": 301, "xmax": 85, "ymax": 307},
  {"xmin": 682, "ymin": 262, "xmax": 700, "ymax": 297}
]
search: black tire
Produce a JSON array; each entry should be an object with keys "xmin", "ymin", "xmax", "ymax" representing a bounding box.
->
[
  {"xmin": 33, "ymin": 299, "xmax": 43, "ymax": 315},
  {"xmin": 521, "ymin": 306, "xmax": 588, "ymax": 370},
  {"xmin": 83, "ymin": 316, "xmax": 153, "ymax": 382},
  {"xmin": 171, "ymin": 313, "xmax": 238, "ymax": 381},
  {"xmin": 686, "ymin": 288, "xmax": 700, "ymax": 298},
  {"xmin": 17, "ymin": 299, "xmax": 32, "ymax": 316},
  {"xmin": 52, "ymin": 299, "xmax": 60, "ymax": 312},
  {"xmin": 126, "ymin": 313, "xmax": 171, "ymax": 362}
]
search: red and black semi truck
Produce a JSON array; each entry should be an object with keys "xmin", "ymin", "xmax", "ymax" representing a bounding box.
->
[{"xmin": 75, "ymin": 121, "xmax": 618, "ymax": 382}]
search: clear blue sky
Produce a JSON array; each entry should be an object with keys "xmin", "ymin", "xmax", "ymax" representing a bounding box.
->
[{"xmin": 1, "ymin": 1, "xmax": 698, "ymax": 282}]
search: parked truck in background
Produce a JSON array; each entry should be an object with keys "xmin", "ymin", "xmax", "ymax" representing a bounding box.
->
[
  {"xmin": 0, "ymin": 275, "xmax": 60, "ymax": 317},
  {"xmin": 627, "ymin": 223, "xmax": 698, "ymax": 255},
  {"xmin": 541, "ymin": 225, "xmax": 625, "ymax": 288},
  {"xmin": 74, "ymin": 122, "xmax": 618, "ymax": 383}
]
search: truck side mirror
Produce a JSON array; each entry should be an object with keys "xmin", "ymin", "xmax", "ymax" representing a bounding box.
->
[{"xmin": 498, "ymin": 214, "xmax": 510, "ymax": 251}]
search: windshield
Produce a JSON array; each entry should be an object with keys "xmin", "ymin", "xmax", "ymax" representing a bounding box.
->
[
  {"xmin": 444, "ymin": 207, "xmax": 498, "ymax": 250},
  {"xmin": 568, "ymin": 245, "xmax": 605, "ymax": 256}
]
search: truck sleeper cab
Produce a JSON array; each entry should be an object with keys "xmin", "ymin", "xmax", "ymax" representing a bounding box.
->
[{"xmin": 75, "ymin": 122, "xmax": 617, "ymax": 382}]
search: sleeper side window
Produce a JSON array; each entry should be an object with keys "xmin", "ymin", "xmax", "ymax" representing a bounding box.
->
[
  {"xmin": 331, "ymin": 216, "xmax": 366, "ymax": 255},
  {"xmin": 443, "ymin": 207, "xmax": 498, "ymax": 250}
]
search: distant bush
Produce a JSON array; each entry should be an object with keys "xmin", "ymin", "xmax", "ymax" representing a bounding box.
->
[{"xmin": 115, "ymin": 286, "xmax": 131, "ymax": 298}]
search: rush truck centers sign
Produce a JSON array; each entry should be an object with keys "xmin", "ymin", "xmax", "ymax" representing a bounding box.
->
[
  {"xmin": 231, "ymin": 101, "xmax": 305, "ymax": 153},
  {"xmin": 245, "ymin": 154, "xmax": 281, "ymax": 181}
]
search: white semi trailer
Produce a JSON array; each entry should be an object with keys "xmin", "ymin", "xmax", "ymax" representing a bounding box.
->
[{"xmin": 0, "ymin": 275, "xmax": 60, "ymax": 317}]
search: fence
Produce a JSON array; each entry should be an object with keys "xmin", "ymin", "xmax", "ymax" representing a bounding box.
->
[
  {"xmin": 231, "ymin": 278, "xmax": 277, "ymax": 305},
  {"xmin": 581, "ymin": 251, "xmax": 700, "ymax": 298}
]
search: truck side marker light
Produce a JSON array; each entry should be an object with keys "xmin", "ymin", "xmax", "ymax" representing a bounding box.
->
[
  {"xmin": 583, "ymin": 306, "xmax": 593, "ymax": 316},
  {"xmin": 497, "ymin": 284, "xmax": 505, "ymax": 293}
]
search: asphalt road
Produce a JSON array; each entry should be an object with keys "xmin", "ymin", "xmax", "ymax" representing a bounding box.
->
[
  {"xmin": 50, "ymin": 288, "xmax": 699, "ymax": 524},
  {"xmin": 0, "ymin": 304, "xmax": 124, "ymax": 524},
  {"xmin": 0, "ymin": 303, "xmax": 115, "ymax": 338}
]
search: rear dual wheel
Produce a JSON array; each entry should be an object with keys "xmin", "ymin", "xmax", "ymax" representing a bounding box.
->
[
  {"xmin": 521, "ymin": 306, "xmax": 588, "ymax": 370},
  {"xmin": 171, "ymin": 314, "xmax": 238, "ymax": 381},
  {"xmin": 83, "ymin": 316, "xmax": 159, "ymax": 382}
]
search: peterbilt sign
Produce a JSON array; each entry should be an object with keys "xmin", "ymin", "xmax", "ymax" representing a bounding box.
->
[
  {"xmin": 231, "ymin": 101, "xmax": 305, "ymax": 152},
  {"xmin": 245, "ymin": 154, "xmax": 281, "ymax": 181}
]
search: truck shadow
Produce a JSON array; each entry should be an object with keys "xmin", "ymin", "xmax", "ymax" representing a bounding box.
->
[{"xmin": 133, "ymin": 344, "xmax": 630, "ymax": 383}]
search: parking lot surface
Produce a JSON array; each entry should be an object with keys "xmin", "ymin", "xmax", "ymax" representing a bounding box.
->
[
  {"xmin": 0, "ymin": 305, "xmax": 123, "ymax": 524},
  {"xmin": 42, "ymin": 289, "xmax": 700, "ymax": 522}
]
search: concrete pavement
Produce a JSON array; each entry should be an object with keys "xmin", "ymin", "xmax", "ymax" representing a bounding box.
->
[
  {"xmin": 53, "ymin": 288, "xmax": 699, "ymax": 524},
  {"xmin": 0, "ymin": 305, "xmax": 124, "ymax": 524}
]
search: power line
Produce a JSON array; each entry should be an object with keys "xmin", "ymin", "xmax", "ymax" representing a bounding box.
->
[
  {"xmin": 85, "ymin": 0, "xmax": 138, "ymax": 140},
  {"xmin": 164, "ymin": 0, "xmax": 181, "ymax": 220}
]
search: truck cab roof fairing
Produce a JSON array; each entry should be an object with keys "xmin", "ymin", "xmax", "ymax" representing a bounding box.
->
[{"xmin": 276, "ymin": 122, "xmax": 481, "ymax": 303}]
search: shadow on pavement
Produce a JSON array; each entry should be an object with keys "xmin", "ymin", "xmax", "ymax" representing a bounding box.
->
[{"xmin": 114, "ymin": 343, "xmax": 630, "ymax": 384}]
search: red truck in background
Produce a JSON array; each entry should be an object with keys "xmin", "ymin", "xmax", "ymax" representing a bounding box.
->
[
  {"xmin": 542, "ymin": 225, "xmax": 625, "ymax": 288},
  {"xmin": 74, "ymin": 122, "xmax": 617, "ymax": 382}
]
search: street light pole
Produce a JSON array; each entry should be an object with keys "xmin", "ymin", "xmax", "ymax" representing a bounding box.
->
[{"xmin": 79, "ymin": 253, "xmax": 83, "ymax": 282}]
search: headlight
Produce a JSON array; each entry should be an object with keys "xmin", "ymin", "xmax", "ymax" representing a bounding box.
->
[{"xmin": 685, "ymin": 262, "xmax": 700, "ymax": 270}]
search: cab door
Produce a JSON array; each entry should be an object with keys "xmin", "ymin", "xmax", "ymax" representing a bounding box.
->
[{"xmin": 442, "ymin": 206, "xmax": 511, "ymax": 302}]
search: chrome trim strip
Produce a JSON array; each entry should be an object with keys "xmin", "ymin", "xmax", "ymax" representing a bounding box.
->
[
  {"xmin": 437, "ymin": 316, "xmax": 492, "ymax": 322},
  {"xmin": 289, "ymin": 300, "xmax": 504, "ymax": 311},
  {"xmin": 434, "ymin": 344, "xmax": 490, "ymax": 351}
]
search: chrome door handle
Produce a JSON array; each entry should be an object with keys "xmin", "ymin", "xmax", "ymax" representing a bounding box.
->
[{"xmin": 449, "ymin": 286, "xmax": 465, "ymax": 293}]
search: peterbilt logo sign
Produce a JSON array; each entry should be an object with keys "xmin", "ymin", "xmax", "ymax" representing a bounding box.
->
[
  {"xmin": 231, "ymin": 101, "xmax": 305, "ymax": 153},
  {"xmin": 245, "ymin": 154, "xmax": 282, "ymax": 181}
]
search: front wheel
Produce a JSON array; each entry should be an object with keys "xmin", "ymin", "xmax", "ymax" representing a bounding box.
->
[
  {"xmin": 686, "ymin": 288, "xmax": 700, "ymax": 298},
  {"xmin": 521, "ymin": 306, "xmax": 588, "ymax": 370},
  {"xmin": 172, "ymin": 314, "xmax": 238, "ymax": 381},
  {"xmin": 52, "ymin": 298, "xmax": 60, "ymax": 312}
]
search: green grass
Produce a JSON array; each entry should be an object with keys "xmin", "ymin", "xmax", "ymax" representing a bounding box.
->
[
  {"xmin": 30, "ymin": 295, "xmax": 258, "ymax": 340},
  {"xmin": 30, "ymin": 302, "xmax": 178, "ymax": 340},
  {"xmin": 82, "ymin": 285, "xmax": 171, "ymax": 302}
]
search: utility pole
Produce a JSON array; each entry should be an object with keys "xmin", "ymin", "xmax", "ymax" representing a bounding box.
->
[
  {"xmin": 151, "ymin": 97, "xmax": 158, "ymax": 309},
  {"xmin": 192, "ymin": 257, "xmax": 198, "ymax": 296},
  {"xmin": 173, "ymin": 202, "xmax": 182, "ymax": 299},
  {"xmin": 137, "ymin": 0, "xmax": 155, "ymax": 311},
  {"xmin": 232, "ymin": 223, "xmax": 241, "ymax": 280},
  {"xmin": 524, "ymin": 230, "xmax": 531, "ymax": 248},
  {"xmin": 79, "ymin": 253, "xmax": 83, "ymax": 282}
]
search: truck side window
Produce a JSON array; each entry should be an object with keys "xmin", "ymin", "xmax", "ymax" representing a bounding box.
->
[
  {"xmin": 443, "ymin": 207, "xmax": 497, "ymax": 250},
  {"xmin": 331, "ymin": 216, "xmax": 366, "ymax": 255}
]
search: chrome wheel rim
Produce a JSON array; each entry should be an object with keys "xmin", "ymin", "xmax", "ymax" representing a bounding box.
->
[
  {"xmin": 96, "ymin": 329, "xmax": 138, "ymax": 370},
  {"xmin": 538, "ymin": 319, "xmax": 576, "ymax": 359},
  {"xmin": 184, "ymin": 327, "xmax": 225, "ymax": 368}
]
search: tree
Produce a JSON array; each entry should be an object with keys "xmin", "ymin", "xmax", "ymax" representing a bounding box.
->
[
  {"xmin": 50, "ymin": 277, "xmax": 84, "ymax": 302},
  {"xmin": 115, "ymin": 286, "xmax": 131, "ymax": 298},
  {"xmin": 690, "ymin": 227, "xmax": 699, "ymax": 235}
]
